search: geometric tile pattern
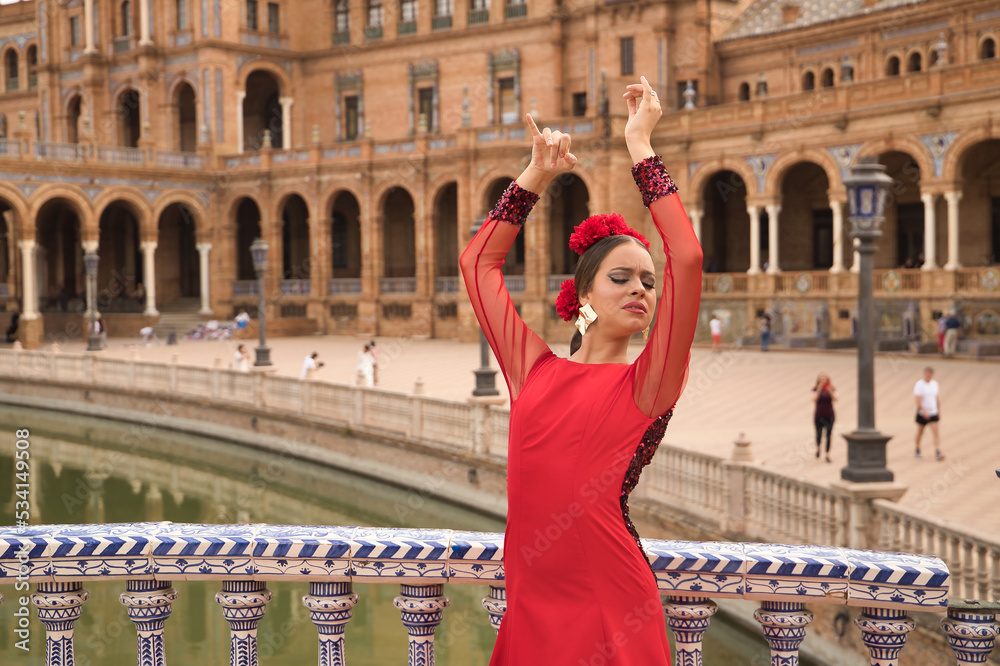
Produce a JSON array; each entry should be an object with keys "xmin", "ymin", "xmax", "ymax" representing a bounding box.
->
[
  {"xmin": 0, "ymin": 523, "xmax": 950, "ymax": 611},
  {"xmin": 724, "ymin": 0, "xmax": 933, "ymax": 41}
]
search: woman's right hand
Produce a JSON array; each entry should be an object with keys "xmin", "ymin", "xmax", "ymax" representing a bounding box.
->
[
  {"xmin": 516, "ymin": 114, "xmax": 577, "ymax": 194},
  {"xmin": 623, "ymin": 76, "xmax": 661, "ymax": 164}
]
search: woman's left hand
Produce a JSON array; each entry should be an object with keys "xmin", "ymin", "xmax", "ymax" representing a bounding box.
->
[{"xmin": 623, "ymin": 76, "xmax": 661, "ymax": 162}]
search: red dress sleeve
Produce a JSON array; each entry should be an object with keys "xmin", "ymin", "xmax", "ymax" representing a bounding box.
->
[
  {"xmin": 631, "ymin": 157, "xmax": 704, "ymax": 418},
  {"xmin": 460, "ymin": 182, "xmax": 552, "ymax": 401}
]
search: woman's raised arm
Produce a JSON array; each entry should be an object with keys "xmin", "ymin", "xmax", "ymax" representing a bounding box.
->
[{"xmin": 459, "ymin": 116, "xmax": 578, "ymax": 401}]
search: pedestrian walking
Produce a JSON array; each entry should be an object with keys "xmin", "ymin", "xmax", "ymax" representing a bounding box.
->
[
  {"xmin": 759, "ymin": 313, "xmax": 772, "ymax": 352},
  {"xmin": 812, "ymin": 372, "xmax": 837, "ymax": 463},
  {"xmin": 913, "ymin": 367, "xmax": 944, "ymax": 460},
  {"xmin": 942, "ymin": 310, "xmax": 961, "ymax": 357},
  {"xmin": 709, "ymin": 314, "xmax": 722, "ymax": 353},
  {"xmin": 234, "ymin": 344, "xmax": 250, "ymax": 372},
  {"xmin": 937, "ymin": 314, "xmax": 947, "ymax": 353},
  {"xmin": 356, "ymin": 344, "xmax": 375, "ymax": 387},
  {"xmin": 369, "ymin": 339, "xmax": 380, "ymax": 385},
  {"xmin": 140, "ymin": 325, "xmax": 159, "ymax": 346},
  {"xmin": 301, "ymin": 351, "xmax": 324, "ymax": 380},
  {"xmin": 235, "ymin": 309, "xmax": 250, "ymax": 329}
]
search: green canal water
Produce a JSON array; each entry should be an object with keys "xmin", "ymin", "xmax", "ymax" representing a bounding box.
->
[{"xmin": 0, "ymin": 404, "xmax": 790, "ymax": 665}]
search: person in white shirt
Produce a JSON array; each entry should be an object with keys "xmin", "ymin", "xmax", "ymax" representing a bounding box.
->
[
  {"xmin": 913, "ymin": 366, "xmax": 943, "ymax": 460},
  {"xmin": 709, "ymin": 314, "xmax": 722, "ymax": 353},
  {"xmin": 356, "ymin": 344, "xmax": 375, "ymax": 387},
  {"xmin": 234, "ymin": 344, "xmax": 251, "ymax": 372},
  {"xmin": 235, "ymin": 309, "xmax": 251, "ymax": 329},
  {"xmin": 301, "ymin": 352, "xmax": 324, "ymax": 380}
]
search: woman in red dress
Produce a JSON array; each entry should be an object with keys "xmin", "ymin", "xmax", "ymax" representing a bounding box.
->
[{"xmin": 460, "ymin": 77, "xmax": 703, "ymax": 665}]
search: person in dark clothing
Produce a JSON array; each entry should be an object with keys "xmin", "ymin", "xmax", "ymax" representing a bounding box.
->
[
  {"xmin": 4, "ymin": 312, "xmax": 19, "ymax": 343},
  {"xmin": 812, "ymin": 372, "xmax": 837, "ymax": 462},
  {"xmin": 942, "ymin": 310, "xmax": 961, "ymax": 356}
]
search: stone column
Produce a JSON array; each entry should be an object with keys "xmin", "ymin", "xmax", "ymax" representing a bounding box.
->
[
  {"xmin": 120, "ymin": 579, "xmax": 178, "ymax": 666},
  {"xmin": 197, "ymin": 242, "xmax": 213, "ymax": 314},
  {"xmin": 18, "ymin": 239, "xmax": 39, "ymax": 318},
  {"xmin": 687, "ymin": 208, "xmax": 704, "ymax": 245},
  {"xmin": 920, "ymin": 193, "xmax": 939, "ymax": 271},
  {"xmin": 755, "ymin": 601, "xmax": 813, "ymax": 665},
  {"xmin": 944, "ymin": 191, "xmax": 963, "ymax": 271},
  {"xmin": 140, "ymin": 241, "xmax": 158, "ymax": 316},
  {"xmin": 84, "ymin": 0, "xmax": 98, "ymax": 54},
  {"xmin": 139, "ymin": 0, "xmax": 153, "ymax": 46},
  {"xmin": 32, "ymin": 581, "xmax": 90, "ymax": 666},
  {"xmin": 856, "ymin": 607, "xmax": 915, "ymax": 666},
  {"xmin": 747, "ymin": 205, "xmax": 762, "ymax": 275},
  {"xmin": 941, "ymin": 605, "xmax": 1000, "ymax": 665},
  {"xmin": 481, "ymin": 585, "xmax": 506, "ymax": 635},
  {"xmin": 236, "ymin": 91, "xmax": 246, "ymax": 153},
  {"xmin": 766, "ymin": 203, "xmax": 782, "ymax": 275},
  {"xmin": 302, "ymin": 582, "xmax": 359, "ymax": 665},
  {"xmin": 393, "ymin": 584, "xmax": 450, "ymax": 666},
  {"xmin": 215, "ymin": 581, "xmax": 272, "ymax": 666},
  {"xmin": 279, "ymin": 97, "xmax": 293, "ymax": 150},
  {"xmin": 663, "ymin": 596, "xmax": 718, "ymax": 666},
  {"xmin": 830, "ymin": 200, "xmax": 845, "ymax": 273}
]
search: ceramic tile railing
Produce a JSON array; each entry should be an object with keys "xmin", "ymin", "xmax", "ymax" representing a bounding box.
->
[
  {"xmin": 3, "ymin": 348, "xmax": 1000, "ymax": 604},
  {"xmin": 2, "ymin": 523, "xmax": 989, "ymax": 666}
]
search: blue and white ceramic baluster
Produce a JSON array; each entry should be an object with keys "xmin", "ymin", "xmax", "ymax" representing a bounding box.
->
[
  {"xmin": 662, "ymin": 596, "xmax": 719, "ymax": 666},
  {"xmin": 753, "ymin": 601, "xmax": 814, "ymax": 666},
  {"xmin": 31, "ymin": 581, "xmax": 90, "ymax": 666},
  {"xmin": 301, "ymin": 581, "xmax": 359, "ymax": 665},
  {"xmin": 393, "ymin": 584, "xmax": 451, "ymax": 666},
  {"xmin": 855, "ymin": 607, "xmax": 915, "ymax": 666},
  {"xmin": 215, "ymin": 580, "xmax": 273, "ymax": 666},
  {"xmin": 941, "ymin": 605, "xmax": 999, "ymax": 665},
  {"xmin": 481, "ymin": 585, "xmax": 506, "ymax": 635},
  {"xmin": 120, "ymin": 580, "xmax": 178, "ymax": 666}
]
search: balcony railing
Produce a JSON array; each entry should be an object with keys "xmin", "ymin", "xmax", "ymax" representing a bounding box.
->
[
  {"xmin": 434, "ymin": 276, "xmax": 459, "ymax": 293},
  {"xmin": 380, "ymin": 277, "xmax": 417, "ymax": 293},
  {"xmin": 113, "ymin": 36, "xmax": 134, "ymax": 54},
  {"xmin": 34, "ymin": 141, "xmax": 86, "ymax": 162},
  {"xmin": 3, "ymin": 520, "xmax": 992, "ymax": 666},
  {"xmin": 0, "ymin": 138, "xmax": 20, "ymax": 158},
  {"xmin": 233, "ymin": 280, "xmax": 259, "ymax": 296},
  {"xmin": 280, "ymin": 279, "xmax": 311, "ymax": 295},
  {"xmin": 547, "ymin": 274, "xmax": 574, "ymax": 293},
  {"xmin": 5, "ymin": 77, "xmax": 18, "ymax": 92},
  {"xmin": 98, "ymin": 145, "xmax": 144, "ymax": 165},
  {"xmin": 504, "ymin": 275, "xmax": 525, "ymax": 293},
  {"xmin": 156, "ymin": 150, "xmax": 204, "ymax": 169},
  {"xmin": 333, "ymin": 30, "xmax": 350, "ymax": 45},
  {"xmin": 398, "ymin": 20, "xmax": 417, "ymax": 35},
  {"xmin": 364, "ymin": 25, "xmax": 383, "ymax": 40},
  {"xmin": 0, "ymin": 283, "xmax": 9, "ymax": 297},
  {"xmin": 504, "ymin": 2, "xmax": 527, "ymax": 19},
  {"xmin": 468, "ymin": 8, "xmax": 489, "ymax": 24},
  {"xmin": 432, "ymin": 15, "xmax": 452, "ymax": 30},
  {"xmin": 328, "ymin": 278, "xmax": 362, "ymax": 295}
]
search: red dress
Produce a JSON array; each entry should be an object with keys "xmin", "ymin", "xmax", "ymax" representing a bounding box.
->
[{"xmin": 460, "ymin": 157, "xmax": 703, "ymax": 666}]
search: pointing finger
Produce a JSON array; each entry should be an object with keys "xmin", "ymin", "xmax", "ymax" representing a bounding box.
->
[{"xmin": 525, "ymin": 114, "xmax": 542, "ymax": 138}]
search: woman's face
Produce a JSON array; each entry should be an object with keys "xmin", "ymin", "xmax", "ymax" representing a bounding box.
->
[{"xmin": 580, "ymin": 241, "xmax": 656, "ymax": 338}]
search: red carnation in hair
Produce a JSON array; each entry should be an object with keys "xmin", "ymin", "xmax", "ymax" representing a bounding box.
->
[
  {"xmin": 554, "ymin": 279, "xmax": 579, "ymax": 322},
  {"xmin": 568, "ymin": 214, "xmax": 650, "ymax": 255}
]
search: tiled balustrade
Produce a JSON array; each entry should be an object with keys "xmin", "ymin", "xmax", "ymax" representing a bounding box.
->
[{"xmin": 1, "ymin": 523, "xmax": 986, "ymax": 666}]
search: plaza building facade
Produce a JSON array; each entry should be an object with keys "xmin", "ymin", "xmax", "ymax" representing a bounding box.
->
[{"xmin": 0, "ymin": 0, "xmax": 998, "ymax": 349}]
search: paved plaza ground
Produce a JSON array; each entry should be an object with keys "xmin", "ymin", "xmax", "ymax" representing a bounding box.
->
[{"xmin": 49, "ymin": 333, "xmax": 1000, "ymax": 538}]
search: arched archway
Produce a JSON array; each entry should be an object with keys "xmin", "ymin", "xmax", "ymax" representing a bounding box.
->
[
  {"xmin": 907, "ymin": 51, "xmax": 923, "ymax": 73},
  {"xmin": 886, "ymin": 56, "xmax": 901, "ymax": 77},
  {"xmin": 802, "ymin": 71, "xmax": 815, "ymax": 92},
  {"xmin": 982, "ymin": 37, "xmax": 997, "ymax": 61},
  {"xmin": 4, "ymin": 49, "xmax": 18, "ymax": 92},
  {"xmin": 26, "ymin": 45, "xmax": 37, "ymax": 89},
  {"xmin": 738, "ymin": 82, "xmax": 751, "ymax": 101},
  {"xmin": 548, "ymin": 174, "xmax": 590, "ymax": 276},
  {"xmin": 174, "ymin": 82, "xmax": 197, "ymax": 152},
  {"xmin": 157, "ymin": 203, "xmax": 200, "ymax": 307},
  {"xmin": 98, "ymin": 202, "xmax": 143, "ymax": 311},
  {"xmin": 117, "ymin": 88, "xmax": 141, "ymax": 148},
  {"xmin": 382, "ymin": 187, "xmax": 415, "ymax": 279},
  {"xmin": 779, "ymin": 163, "xmax": 832, "ymax": 270},
  {"xmin": 0, "ymin": 198, "xmax": 12, "ymax": 295},
  {"xmin": 484, "ymin": 177, "xmax": 524, "ymax": 276},
  {"xmin": 243, "ymin": 70, "xmax": 283, "ymax": 151},
  {"xmin": 330, "ymin": 191, "xmax": 362, "ymax": 281},
  {"xmin": 821, "ymin": 68, "xmax": 835, "ymax": 88},
  {"xmin": 66, "ymin": 95, "xmax": 82, "ymax": 144},
  {"xmin": 433, "ymin": 182, "xmax": 459, "ymax": 291},
  {"xmin": 280, "ymin": 194, "xmax": 310, "ymax": 282},
  {"xmin": 234, "ymin": 198, "xmax": 262, "ymax": 281},
  {"xmin": 957, "ymin": 139, "xmax": 1000, "ymax": 266},
  {"xmin": 35, "ymin": 198, "xmax": 84, "ymax": 313},
  {"xmin": 702, "ymin": 171, "xmax": 750, "ymax": 273},
  {"xmin": 879, "ymin": 151, "xmax": 925, "ymax": 269}
]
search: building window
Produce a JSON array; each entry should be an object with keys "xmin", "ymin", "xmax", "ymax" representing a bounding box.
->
[
  {"xmin": 4, "ymin": 50, "xmax": 18, "ymax": 91},
  {"xmin": 121, "ymin": 1, "xmax": 133, "ymax": 36},
  {"xmin": 886, "ymin": 56, "xmax": 901, "ymax": 77},
  {"xmin": 176, "ymin": 0, "xmax": 188, "ymax": 29},
  {"xmin": 368, "ymin": 0, "xmax": 383, "ymax": 27},
  {"xmin": 336, "ymin": 0, "xmax": 350, "ymax": 33},
  {"xmin": 401, "ymin": 0, "xmax": 417, "ymax": 23},
  {"xmin": 267, "ymin": 2, "xmax": 280, "ymax": 33},
  {"xmin": 620, "ymin": 37, "xmax": 634, "ymax": 77},
  {"xmin": 498, "ymin": 77, "xmax": 516, "ymax": 125},
  {"xmin": 27, "ymin": 45, "xmax": 37, "ymax": 89},
  {"xmin": 435, "ymin": 0, "xmax": 453, "ymax": 16},
  {"xmin": 572, "ymin": 92, "xmax": 587, "ymax": 117},
  {"xmin": 802, "ymin": 71, "xmax": 815, "ymax": 91},
  {"xmin": 70, "ymin": 16, "xmax": 81, "ymax": 47},
  {"xmin": 738, "ymin": 82, "xmax": 750, "ymax": 101},
  {"xmin": 344, "ymin": 95, "xmax": 359, "ymax": 140},
  {"xmin": 821, "ymin": 68, "xmax": 835, "ymax": 88},
  {"xmin": 471, "ymin": 0, "xmax": 488, "ymax": 8},
  {"xmin": 907, "ymin": 51, "xmax": 922, "ymax": 73},
  {"xmin": 981, "ymin": 37, "xmax": 996, "ymax": 60},
  {"xmin": 247, "ymin": 0, "xmax": 259, "ymax": 30},
  {"xmin": 418, "ymin": 87, "xmax": 434, "ymax": 130}
]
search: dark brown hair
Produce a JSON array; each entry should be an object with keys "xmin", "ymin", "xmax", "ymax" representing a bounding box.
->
[{"xmin": 569, "ymin": 235, "xmax": 651, "ymax": 355}]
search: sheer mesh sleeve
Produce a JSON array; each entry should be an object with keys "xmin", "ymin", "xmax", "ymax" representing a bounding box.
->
[
  {"xmin": 460, "ymin": 182, "xmax": 552, "ymax": 401},
  {"xmin": 631, "ymin": 157, "xmax": 704, "ymax": 418}
]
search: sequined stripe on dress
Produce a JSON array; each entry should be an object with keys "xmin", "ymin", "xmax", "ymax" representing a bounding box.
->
[{"xmin": 620, "ymin": 411, "xmax": 673, "ymax": 571}]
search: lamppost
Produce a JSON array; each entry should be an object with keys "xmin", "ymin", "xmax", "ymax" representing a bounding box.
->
[
  {"xmin": 469, "ymin": 216, "xmax": 499, "ymax": 397},
  {"xmin": 84, "ymin": 249, "xmax": 101, "ymax": 352},
  {"xmin": 841, "ymin": 159, "xmax": 895, "ymax": 483},
  {"xmin": 250, "ymin": 238, "xmax": 272, "ymax": 367}
]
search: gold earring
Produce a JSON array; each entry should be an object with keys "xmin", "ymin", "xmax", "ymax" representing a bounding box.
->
[
  {"xmin": 643, "ymin": 325, "xmax": 651, "ymax": 343},
  {"xmin": 576, "ymin": 303, "xmax": 598, "ymax": 336}
]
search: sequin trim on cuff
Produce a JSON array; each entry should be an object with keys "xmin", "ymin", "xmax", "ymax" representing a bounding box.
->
[
  {"xmin": 489, "ymin": 181, "xmax": 540, "ymax": 227},
  {"xmin": 620, "ymin": 410, "xmax": 673, "ymax": 573},
  {"xmin": 632, "ymin": 155, "xmax": 679, "ymax": 208}
]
